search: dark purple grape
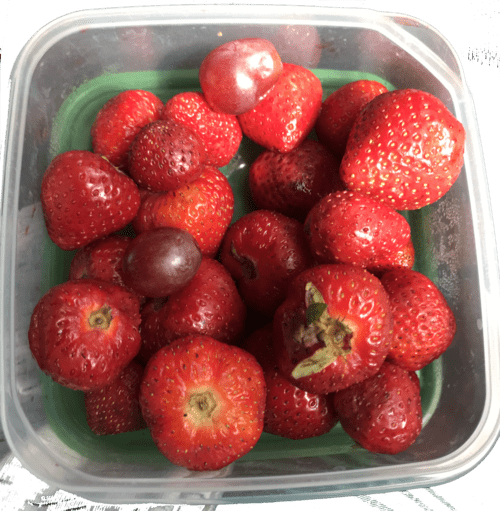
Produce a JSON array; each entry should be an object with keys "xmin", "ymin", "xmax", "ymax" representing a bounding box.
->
[{"xmin": 122, "ymin": 227, "xmax": 202, "ymax": 297}]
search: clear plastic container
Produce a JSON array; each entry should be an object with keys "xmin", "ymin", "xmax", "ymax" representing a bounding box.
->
[{"xmin": 1, "ymin": 4, "xmax": 500, "ymax": 506}]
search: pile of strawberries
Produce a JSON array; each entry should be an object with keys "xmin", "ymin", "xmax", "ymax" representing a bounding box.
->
[{"xmin": 29, "ymin": 38, "xmax": 465, "ymax": 472}]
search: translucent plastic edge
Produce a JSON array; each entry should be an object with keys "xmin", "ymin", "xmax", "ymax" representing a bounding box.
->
[{"xmin": 2, "ymin": 3, "xmax": 500, "ymax": 504}]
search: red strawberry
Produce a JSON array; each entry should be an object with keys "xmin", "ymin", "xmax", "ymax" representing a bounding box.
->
[
  {"xmin": 220, "ymin": 210, "xmax": 314, "ymax": 317},
  {"xmin": 91, "ymin": 89, "xmax": 164, "ymax": 171},
  {"xmin": 315, "ymin": 80, "xmax": 388, "ymax": 159},
  {"xmin": 380, "ymin": 269, "xmax": 456, "ymax": 371},
  {"xmin": 138, "ymin": 257, "xmax": 246, "ymax": 364},
  {"xmin": 69, "ymin": 234, "xmax": 132, "ymax": 285},
  {"xmin": 238, "ymin": 62, "xmax": 323, "ymax": 153},
  {"xmin": 28, "ymin": 279, "xmax": 142, "ymax": 392},
  {"xmin": 132, "ymin": 166, "xmax": 234, "ymax": 258},
  {"xmin": 139, "ymin": 335, "xmax": 266, "ymax": 471},
  {"xmin": 40, "ymin": 150, "xmax": 141, "ymax": 251},
  {"xmin": 304, "ymin": 190, "xmax": 411, "ymax": 267},
  {"xmin": 333, "ymin": 361, "xmax": 422, "ymax": 454},
  {"xmin": 128, "ymin": 118, "xmax": 206, "ymax": 192},
  {"xmin": 366, "ymin": 239, "xmax": 415, "ymax": 277},
  {"xmin": 162, "ymin": 91, "xmax": 242, "ymax": 167},
  {"xmin": 248, "ymin": 139, "xmax": 344, "ymax": 221},
  {"xmin": 84, "ymin": 360, "xmax": 147, "ymax": 435},
  {"xmin": 273, "ymin": 264, "xmax": 393, "ymax": 395},
  {"xmin": 340, "ymin": 89, "xmax": 466, "ymax": 210},
  {"xmin": 242, "ymin": 325, "xmax": 338, "ymax": 440}
]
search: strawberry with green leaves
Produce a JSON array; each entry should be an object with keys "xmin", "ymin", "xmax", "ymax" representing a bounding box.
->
[
  {"xmin": 273, "ymin": 264, "xmax": 393, "ymax": 395},
  {"xmin": 340, "ymin": 88, "xmax": 466, "ymax": 210},
  {"xmin": 139, "ymin": 335, "xmax": 266, "ymax": 471}
]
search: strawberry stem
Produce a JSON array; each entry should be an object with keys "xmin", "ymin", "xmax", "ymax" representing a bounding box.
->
[
  {"xmin": 88, "ymin": 306, "xmax": 113, "ymax": 330},
  {"xmin": 292, "ymin": 283, "xmax": 352, "ymax": 379},
  {"xmin": 188, "ymin": 391, "xmax": 218, "ymax": 421}
]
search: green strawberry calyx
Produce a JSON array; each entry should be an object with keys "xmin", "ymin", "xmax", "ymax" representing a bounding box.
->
[
  {"xmin": 291, "ymin": 282, "xmax": 352, "ymax": 379},
  {"xmin": 88, "ymin": 305, "xmax": 113, "ymax": 330}
]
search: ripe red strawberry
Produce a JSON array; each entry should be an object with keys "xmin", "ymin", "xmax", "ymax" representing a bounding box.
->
[
  {"xmin": 219, "ymin": 210, "xmax": 314, "ymax": 317},
  {"xmin": 28, "ymin": 279, "xmax": 142, "ymax": 391},
  {"xmin": 128, "ymin": 118, "xmax": 206, "ymax": 192},
  {"xmin": 248, "ymin": 139, "xmax": 344, "ymax": 221},
  {"xmin": 333, "ymin": 361, "xmax": 422, "ymax": 454},
  {"xmin": 340, "ymin": 88, "xmax": 466, "ymax": 210},
  {"xmin": 41, "ymin": 150, "xmax": 141, "ymax": 251},
  {"xmin": 139, "ymin": 335, "xmax": 266, "ymax": 471},
  {"xmin": 161, "ymin": 91, "xmax": 242, "ymax": 168},
  {"xmin": 91, "ymin": 89, "xmax": 164, "ymax": 171},
  {"xmin": 380, "ymin": 269, "xmax": 456, "ymax": 371},
  {"xmin": 84, "ymin": 360, "xmax": 147, "ymax": 435},
  {"xmin": 138, "ymin": 257, "xmax": 246, "ymax": 363},
  {"xmin": 132, "ymin": 166, "xmax": 234, "ymax": 257},
  {"xmin": 242, "ymin": 325, "xmax": 338, "ymax": 440},
  {"xmin": 315, "ymin": 80, "xmax": 388, "ymax": 159},
  {"xmin": 69, "ymin": 234, "xmax": 132, "ymax": 285},
  {"xmin": 273, "ymin": 264, "xmax": 393, "ymax": 395},
  {"xmin": 238, "ymin": 62, "xmax": 323, "ymax": 153},
  {"xmin": 304, "ymin": 190, "xmax": 411, "ymax": 267},
  {"xmin": 366, "ymin": 239, "xmax": 415, "ymax": 277}
]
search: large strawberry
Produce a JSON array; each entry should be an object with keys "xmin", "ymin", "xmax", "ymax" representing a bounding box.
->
[
  {"xmin": 139, "ymin": 335, "xmax": 266, "ymax": 471},
  {"xmin": 41, "ymin": 150, "xmax": 141, "ymax": 251},
  {"xmin": 333, "ymin": 361, "xmax": 422, "ymax": 454},
  {"xmin": 340, "ymin": 89, "xmax": 466, "ymax": 210},
  {"xmin": 161, "ymin": 91, "xmax": 242, "ymax": 167},
  {"xmin": 248, "ymin": 139, "xmax": 344, "ymax": 221},
  {"xmin": 91, "ymin": 89, "xmax": 164, "ymax": 171},
  {"xmin": 28, "ymin": 279, "xmax": 142, "ymax": 391},
  {"xmin": 273, "ymin": 264, "xmax": 393, "ymax": 395},
  {"xmin": 241, "ymin": 324, "xmax": 338, "ymax": 440},
  {"xmin": 138, "ymin": 257, "xmax": 246, "ymax": 363},
  {"xmin": 304, "ymin": 190, "xmax": 411, "ymax": 268},
  {"xmin": 128, "ymin": 118, "xmax": 206, "ymax": 192},
  {"xmin": 132, "ymin": 166, "xmax": 234, "ymax": 257},
  {"xmin": 380, "ymin": 268, "xmax": 456, "ymax": 371},
  {"xmin": 238, "ymin": 62, "xmax": 323, "ymax": 153},
  {"xmin": 219, "ymin": 210, "xmax": 314, "ymax": 317},
  {"xmin": 84, "ymin": 360, "xmax": 147, "ymax": 435},
  {"xmin": 314, "ymin": 80, "xmax": 388, "ymax": 159}
]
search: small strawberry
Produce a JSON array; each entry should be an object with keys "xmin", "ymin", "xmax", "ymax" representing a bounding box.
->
[
  {"xmin": 69, "ymin": 234, "xmax": 132, "ymax": 286},
  {"xmin": 273, "ymin": 264, "xmax": 393, "ymax": 395},
  {"xmin": 28, "ymin": 279, "xmax": 142, "ymax": 391},
  {"xmin": 248, "ymin": 139, "xmax": 344, "ymax": 221},
  {"xmin": 40, "ymin": 150, "xmax": 141, "ymax": 251},
  {"xmin": 238, "ymin": 62, "xmax": 323, "ymax": 153},
  {"xmin": 128, "ymin": 118, "xmax": 206, "ymax": 192},
  {"xmin": 138, "ymin": 257, "xmax": 246, "ymax": 363},
  {"xmin": 366, "ymin": 239, "xmax": 415, "ymax": 277},
  {"xmin": 84, "ymin": 360, "xmax": 147, "ymax": 435},
  {"xmin": 161, "ymin": 91, "xmax": 242, "ymax": 168},
  {"xmin": 315, "ymin": 80, "xmax": 388, "ymax": 159},
  {"xmin": 139, "ymin": 335, "xmax": 266, "ymax": 471},
  {"xmin": 304, "ymin": 190, "xmax": 411, "ymax": 267},
  {"xmin": 132, "ymin": 166, "xmax": 234, "ymax": 258},
  {"xmin": 333, "ymin": 361, "xmax": 422, "ymax": 454},
  {"xmin": 219, "ymin": 210, "xmax": 314, "ymax": 317},
  {"xmin": 340, "ymin": 88, "xmax": 466, "ymax": 210},
  {"xmin": 91, "ymin": 89, "xmax": 164, "ymax": 171},
  {"xmin": 242, "ymin": 325, "xmax": 338, "ymax": 440},
  {"xmin": 380, "ymin": 269, "xmax": 456, "ymax": 371}
]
